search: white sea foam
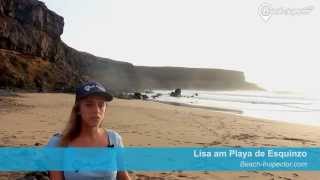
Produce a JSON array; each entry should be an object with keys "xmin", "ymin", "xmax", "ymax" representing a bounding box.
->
[{"xmin": 148, "ymin": 90, "xmax": 320, "ymax": 126}]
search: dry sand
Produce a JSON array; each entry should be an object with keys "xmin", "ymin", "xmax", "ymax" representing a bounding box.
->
[{"xmin": 0, "ymin": 93, "xmax": 320, "ymax": 180}]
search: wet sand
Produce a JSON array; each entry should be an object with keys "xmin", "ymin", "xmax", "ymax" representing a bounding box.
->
[{"xmin": 0, "ymin": 93, "xmax": 320, "ymax": 179}]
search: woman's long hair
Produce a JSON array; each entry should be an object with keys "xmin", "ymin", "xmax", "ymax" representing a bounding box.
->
[{"xmin": 59, "ymin": 102, "xmax": 82, "ymax": 146}]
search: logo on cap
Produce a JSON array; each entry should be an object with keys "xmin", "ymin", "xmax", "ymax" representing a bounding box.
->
[{"xmin": 83, "ymin": 84, "xmax": 106, "ymax": 92}]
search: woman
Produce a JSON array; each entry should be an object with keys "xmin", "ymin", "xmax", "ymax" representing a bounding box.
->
[{"xmin": 46, "ymin": 81, "xmax": 131, "ymax": 180}]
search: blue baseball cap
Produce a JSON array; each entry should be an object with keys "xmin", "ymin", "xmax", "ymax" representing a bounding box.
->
[{"xmin": 75, "ymin": 81, "xmax": 113, "ymax": 101}]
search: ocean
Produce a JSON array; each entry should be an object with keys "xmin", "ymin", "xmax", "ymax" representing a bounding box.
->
[{"xmin": 148, "ymin": 90, "xmax": 320, "ymax": 126}]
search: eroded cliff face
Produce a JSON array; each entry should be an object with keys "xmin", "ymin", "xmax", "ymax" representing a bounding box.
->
[
  {"xmin": 0, "ymin": 0, "xmax": 69, "ymax": 89},
  {"xmin": 0, "ymin": 0, "xmax": 139, "ymax": 91},
  {"xmin": 0, "ymin": 0, "xmax": 261, "ymax": 92},
  {"xmin": 0, "ymin": 0, "xmax": 63, "ymax": 59}
]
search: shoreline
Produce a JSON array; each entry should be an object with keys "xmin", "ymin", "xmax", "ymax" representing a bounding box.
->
[
  {"xmin": 150, "ymin": 99, "xmax": 320, "ymax": 128},
  {"xmin": 152, "ymin": 99, "xmax": 243, "ymax": 114}
]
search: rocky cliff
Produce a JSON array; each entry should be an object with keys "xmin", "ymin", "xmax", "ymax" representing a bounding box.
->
[{"xmin": 0, "ymin": 0, "xmax": 261, "ymax": 92}]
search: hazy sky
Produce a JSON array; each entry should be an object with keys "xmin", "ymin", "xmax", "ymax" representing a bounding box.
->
[{"xmin": 42, "ymin": 0, "xmax": 319, "ymax": 93}]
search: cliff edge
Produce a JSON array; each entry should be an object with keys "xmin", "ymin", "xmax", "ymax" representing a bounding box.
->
[{"xmin": 0, "ymin": 0, "xmax": 262, "ymax": 92}]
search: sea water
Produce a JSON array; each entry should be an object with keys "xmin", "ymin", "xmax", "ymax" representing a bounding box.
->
[{"xmin": 148, "ymin": 90, "xmax": 320, "ymax": 126}]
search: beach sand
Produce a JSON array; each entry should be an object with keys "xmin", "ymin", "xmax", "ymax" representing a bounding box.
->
[{"xmin": 0, "ymin": 93, "xmax": 320, "ymax": 180}]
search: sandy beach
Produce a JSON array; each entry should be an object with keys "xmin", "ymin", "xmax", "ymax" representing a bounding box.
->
[{"xmin": 1, "ymin": 93, "xmax": 320, "ymax": 180}]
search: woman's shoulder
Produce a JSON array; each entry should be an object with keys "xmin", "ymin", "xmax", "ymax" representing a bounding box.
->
[
  {"xmin": 46, "ymin": 132, "xmax": 63, "ymax": 147},
  {"xmin": 106, "ymin": 129, "xmax": 124, "ymax": 147},
  {"xmin": 46, "ymin": 130, "xmax": 124, "ymax": 147},
  {"xmin": 106, "ymin": 129, "xmax": 121, "ymax": 138}
]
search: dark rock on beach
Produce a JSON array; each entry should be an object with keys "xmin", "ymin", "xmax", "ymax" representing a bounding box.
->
[
  {"xmin": 142, "ymin": 94, "xmax": 148, "ymax": 100},
  {"xmin": 116, "ymin": 92, "xmax": 149, "ymax": 100},
  {"xmin": 134, "ymin": 92, "xmax": 142, "ymax": 99},
  {"xmin": 170, "ymin": 88, "xmax": 182, "ymax": 97}
]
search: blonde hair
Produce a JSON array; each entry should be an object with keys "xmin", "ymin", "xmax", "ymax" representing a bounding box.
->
[{"xmin": 58, "ymin": 100, "xmax": 103, "ymax": 146}]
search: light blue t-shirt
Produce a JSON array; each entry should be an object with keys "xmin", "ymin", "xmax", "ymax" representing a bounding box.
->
[{"xmin": 46, "ymin": 129, "xmax": 124, "ymax": 180}]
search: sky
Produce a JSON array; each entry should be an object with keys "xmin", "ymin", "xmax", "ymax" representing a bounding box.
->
[{"xmin": 42, "ymin": 0, "xmax": 319, "ymax": 93}]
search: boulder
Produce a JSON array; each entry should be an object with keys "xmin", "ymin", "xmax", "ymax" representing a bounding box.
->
[{"xmin": 170, "ymin": 88, "xmax": 181, "ymax": 97}]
